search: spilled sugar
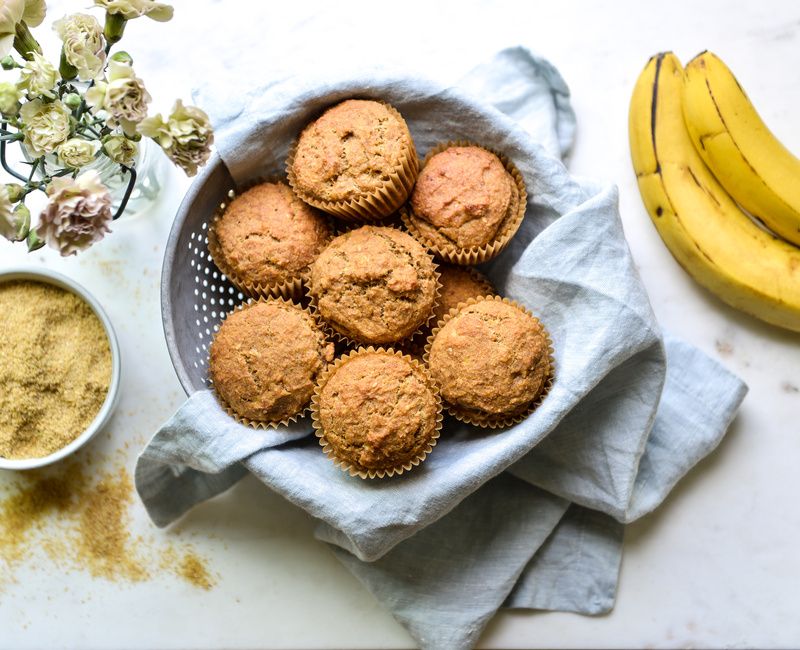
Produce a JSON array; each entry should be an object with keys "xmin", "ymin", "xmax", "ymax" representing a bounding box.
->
[{"xmin": 0, "ymin": 458, "xmax": 216, "ymax": 590}]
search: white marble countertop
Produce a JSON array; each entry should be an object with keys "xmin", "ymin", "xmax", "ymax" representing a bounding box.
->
[{"xmin": 2, "ymin": 0, "xmax": 800, "ymax": 647}]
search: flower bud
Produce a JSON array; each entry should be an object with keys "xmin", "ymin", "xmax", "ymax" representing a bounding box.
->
[
  {"xmin": 1, "ymin": 55, "xmax": 16, "ymax": 70},
  {"xmin": 26, "ymin": 227, "xmax": 45, "ymax": 252},
  {"xmin": 103, "ymin": 12, "xmax": 127, "ymax": 44},
  {"xmin": 63, "ymin": 92, "xmax": 82, "ymax": 110},
  {"xmin": 110, "ymin": 50, "xmax": 133, "ymax": 65},
  {"xmin": 0, "ymin": 81, "xmax": 22, "ymax": 116},
  {"xmin": 12, "ymin": 204, "xmax": 31, "ymax": 240},
  {"xmin": 5, "ymin": 183, "xmax": 25, "ymax": 202},
  {"xmin": 0, "ymin": 200, "xmax": 30, "ymax": 243}
]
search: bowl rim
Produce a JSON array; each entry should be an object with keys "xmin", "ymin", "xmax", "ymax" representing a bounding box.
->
[
  {"xmin": 160, "ymin": 151, "xmax": 227, "ymax": 397},
  {"xmin": 0, "ymin": 266, "xmax": 122, "ymax": 471}
]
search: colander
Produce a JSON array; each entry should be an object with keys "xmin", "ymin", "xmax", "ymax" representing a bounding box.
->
[
  {"xmin": 161, "ymin": 81, "xmax": 548, "ymax": 396},
  {"xmin": 161, "ymin": 153, "xmax": 241, "ymax": 395}
]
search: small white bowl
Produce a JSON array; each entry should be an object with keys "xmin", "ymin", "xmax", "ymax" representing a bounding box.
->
[{"xmin": 0, "ymin": 267, "xmax": 121, "ymax": 471}]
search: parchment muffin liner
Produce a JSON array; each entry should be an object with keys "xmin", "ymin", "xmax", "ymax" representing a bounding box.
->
[
  {"xmin": 423, "ymin": 295, "xmax": 555, "ymax": 429},
  {"xmin": 286, "ymin": 100, "xmax": 419, "ymax": 223},
  {"xmin": 406, "ymin": 265, "xmax": 496, "ymax": 353},
  {"xmin": 310, "ymin": 346, "xmax": 443, "ymax": 479},
  {"xmin": 208, "ymin": 297, "xmax": 334, "ymax": 430},
  {"xmin": 207, "ymin": 179, "xmax": 334, "ymax": 301},
  {"xmin": 400, "ymin": 140, "xmax": 528, "ymax": 265},
  {"xmin": 306, "ymin": 227, "xmax": 442, "ymax": 349}
]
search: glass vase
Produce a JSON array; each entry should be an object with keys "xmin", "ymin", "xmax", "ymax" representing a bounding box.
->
[{"xmin": 23, "ymin": 137, "xmax": 165, "ymax": 220}]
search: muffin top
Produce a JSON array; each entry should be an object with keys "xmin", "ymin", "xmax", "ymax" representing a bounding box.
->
[
  {"xmin": 290, "ymin": 99, "xmax": 413, "ymax": 203},
  {"xmin": 410, "ymin": 146, "xmax": 516, "ymax": 249},
  {"xmin": 317, "ymin": 350, "xmax": 439, "ymax": 473},
  {"xmin": 210, "ymin": 300, "xmax": 334, "ymax": 423},
  {"xmin": 428, "ymin": 298, "xmax": 550, "ymax": 418},
  {"xmin": 309, "ymin": 226, "xmax": 438, "ymax": 344},
  {"xmin": 211, "ymin": 181, "xmax": 331, "ymax": 288}
]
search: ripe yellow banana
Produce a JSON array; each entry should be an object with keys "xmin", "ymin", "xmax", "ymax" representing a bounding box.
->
[
  {"xmin": 683, "ymin": 51, "xmax": 800, "ymax": 246},
  {"xmin": 629, "ymin": 52, "xmax": 800, "ymax": 332}
]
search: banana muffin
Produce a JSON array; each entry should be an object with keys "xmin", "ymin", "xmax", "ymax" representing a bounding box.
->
[
  {"xmin": 210, "ymin": 300, "xmax": 334, "ymax": 425},
  {"xmin": 426, "ymin": 296, "xmax": 551, "ymax": 426},
  {"xmin": 313, "ymin": 348, "xmax": 440, "ymax": 477},
  {"xmin": 409, "ymin": 264, "xmax": 495, "ymax": 349},
  {"xmin": 308, "ymin": 226, "xmax": 438, "ymax": 345},
  {"xmin": 287, "ymin": 99, "xmax": 418, "ymax": 219},
  {"xmin": 404, "ymin": 144, "xmax": 525, "ymax": 261},
  {"xmin": 208, "ymin": 181, "xmax": 332, "ymax": 297}
]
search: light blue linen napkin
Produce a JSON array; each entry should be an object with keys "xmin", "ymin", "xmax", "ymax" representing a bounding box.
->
[{"xmin": 136, "ymin": 48, "xmax": 747, "ymax": 650}]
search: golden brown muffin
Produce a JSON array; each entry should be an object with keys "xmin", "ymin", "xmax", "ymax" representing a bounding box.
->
[
  {"xmin": 287, "ymin": 99, "xmax": 418, "ymax": 219},
  {"xmin": 208, "ymin": 181, "xmax": 331, "ymax": 296},
  {"xmin": 314, "ymin": 348, "xmax": 440, "ymax": 477},
  {"xmin": 308, "ymin": 226, "xmax": 438, "ymax": 345},
  {"xmin": 408, "ymin": 264, "xmax": 495, "ymax": 351},
  {"xmin": 408, "ymin": 145, "xmax": 520, "ymax": 250},
  {"xmin": 427, "ymin": 297, "xmax": 551, "ymax": 425},
  {"xmin": 209, "ymin": 300, "xmax": 334, "ymax": 424}
]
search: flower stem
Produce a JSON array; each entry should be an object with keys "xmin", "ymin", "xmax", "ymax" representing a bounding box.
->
[
  {"xmin": 0, "ymin": 133, "xmax": 23, "ymax": 142},
  {"xmin": 26, "ymin": 159, "xmax": 39, "ymax": 186},
  {"xmin": 13, "ymin": 22, "xmax": 42, "ymax": 61},
  {"xmin": 77, "ymin": 123, "xmax": 102, "ymax": 138}
]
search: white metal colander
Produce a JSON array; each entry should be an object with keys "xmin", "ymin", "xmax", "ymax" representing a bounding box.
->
[{"xmin": 161, "ymin": 155, "xmax": 243, "ymax": 394}]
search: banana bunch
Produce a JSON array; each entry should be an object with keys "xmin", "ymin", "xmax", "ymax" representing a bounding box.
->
[{"xmin": 629, "ymin": 51, "xmax": 800, "ymax": 332}]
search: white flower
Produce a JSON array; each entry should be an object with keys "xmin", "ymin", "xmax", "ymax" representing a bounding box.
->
[
  {"xmin": 102, "ymin": 134, "xmax": 137, "ymax": 166},
  {"xmin": 17, "ymin": 51, "xmax": 60, "ymax": 99},
  {"xmin": 37, "ymin": 170, "xmax": 112, "ymax": 256},
  {"xmin": 19, "ymin": 98, "xmax": 71, "ymax": 157},
  {"xmin": 139, "ymin": 99, "xmax": 213, "ymax": 176},
  {"xmin": 57, "ymin": 138, "xmax": 99, "ymax": 169},
  {"xmin": 0, "ymin": 80, "xmax": 22, "ymax": 115},
  {"xmin": 93, "ymin": 0, "xmax": 172, "ymax": 21},
  {"xmin": 85, "ymin": 60, "xmax": 151, "ymax": 136},
  {"xmin": 0, "ymin": 0, "xmax": 46, "ymax": 57},
  {"xmin": 53, "ymin": 13, "xmax": 106, "ymax": 81}
]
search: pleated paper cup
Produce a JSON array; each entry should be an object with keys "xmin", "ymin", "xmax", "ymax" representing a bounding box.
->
[
  {"xmin": 401, "ymin": 141, "xmax": 528, "ymax": 265},
  {"xmin": 207, "ymin": 181, "xmax": 334, "ymax": 301},
  {"xmin": 423, "ymin": 295, "xmax": 554, "ymax": 429},
  {"xmin": 287, "ymin": 100, "xmax": 419, "ymax": 223},
  {"xmin": 310, "ymin": 346, "xmax": 443, "ymax": 479},
  {"xmin": 209, "ymin": 297, "xmax": 334, "ymax": 429}
]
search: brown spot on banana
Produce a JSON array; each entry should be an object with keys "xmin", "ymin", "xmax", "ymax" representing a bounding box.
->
[
  {"xmin": 649, "ymin": 53, "xmax": 666, "ymax": 175},
  {"xmin": 693, "ymin": 241, "xmax": 715, "ymax": 264}
]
